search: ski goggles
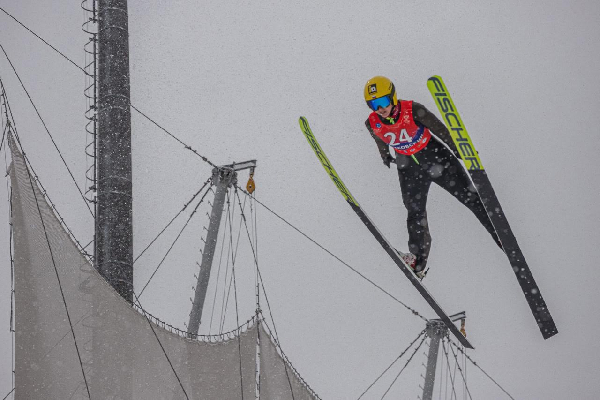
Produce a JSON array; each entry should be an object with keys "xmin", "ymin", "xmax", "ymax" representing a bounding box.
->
[{"xmin": 367, "ymin": 95, "xmax": 392, "ymax": 111}]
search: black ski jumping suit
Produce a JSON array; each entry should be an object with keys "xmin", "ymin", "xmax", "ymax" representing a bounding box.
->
[{"xmin": 365, "ymin": 101, "xmax": 502, "ymax": 271}]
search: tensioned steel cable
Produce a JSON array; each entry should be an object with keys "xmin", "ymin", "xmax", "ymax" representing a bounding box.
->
[
  {"xmin": 0, "ymin": 43, "xmax": 94, "ymax": 217},
  {"xmin": 133, "ymin": 293, "xmax": 190, "ymax": 400},
  {"xmin": 0, "ymin": 78, "xmax": 92, "ymax": 260},
  {"xmin": 0, "ymin": 117, "xmax": 8, "ymax": 153},
  {"xmin": 1, "ymin": 388, "xmax": 14, "ymax": 400},
  {"xmin": 219, "ymin": 188, "xmax": 248, "ymax": 334},
  {"xmin": 463, "ymin": 342, "xmax": 468, "ymax": 400},
  {"xmin": 239, "ymin": 185, "xmax": 429, "ymax": 399},
  {"xmin": 2, "ymin": 8, "xmax": 219, "ymax": 280},
  {"xmin": 357, "ymin": 329, "xmax": 426, "ymax": 400},
  {"xmin": 129, "ymin": 104, "xmax": 217, "ymax": 168},
  {"xmin": 234, "ymin": 189, "xmax": 297, "ymax": 400},
  {"xmin": 0, "ymin": 6, "xmax": 218, "ymax": 170},
  {"xmin": 448, "ymin": 339, "xmax": 516, "ymax": 400},
  {"xmin": 217, "ymin": 184, "xmax": 247, "ymax": 399},
  {"xmin": 439, "ymin": 343, "xmax": 445, "ymax": 400},
  {"xmin": 249, "ymin": 193, "xmax": 261, "ymax": 399},
  {"xmin": 237, "ymin": 186, "xmax": 427, "ymax": 322},
  {"xmin": 3, "ymin": 137, "xmax": 15, "ymax": 398},
  {"xmin": 137, "ymin": 182, "xmax": 214, "ymax": 299},
  {"xmin": 235, "ymin": 191, "xmax": 326, "ymax": 400},
  {"xmin": 258, "ymin": 316, "xmax": 322, "ymax": 400},
  {"xmin": 4, "ymin": 91, "xmax": 93, "ymax": 392},
  {"xmin": 255, "ymin": 309, "xmax": 262, "ymax": 400},
  {"xmin": 250, "ymin": 192, "xmax": 260, "ymax": 312},
  {"xmin": 225, "ymin": 194, "xmax": 308, "ymax": 400},
  {"xmin": 4, "ymin": 112, "xmax": 93, "ymax": 397},
  {"xmin": 441, "ymin": 339, "xmax": 459, "ymax": 400},
  {"xmin": 231, "ymin": 231, "xmax": 245, "ymax": 400},
  {"xmin": 446, "ymin": 338, "xmax": 473, "ymax": 400},
  {"xmin": 133, "ymin": 178, "xmax": 211, "ymax": 265},
  {"xmin": 218, "ymin": 188, "xmax": 240, "ymax": 334},
  {"xmin": 0, "ymin": 7, "xmax": 81, "ymax": 72},
  {"xmin": 380, "ymin": 333, "xmax": 427, "ymax": 399},
  {"xmin": 10, "ymin": 133, "xmax": 91, "ymax": 398}
]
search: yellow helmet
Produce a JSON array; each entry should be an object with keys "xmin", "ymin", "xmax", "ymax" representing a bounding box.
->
[{"xmin": 364, "ymin": 76, "xmax": 397, "ymax": 110}]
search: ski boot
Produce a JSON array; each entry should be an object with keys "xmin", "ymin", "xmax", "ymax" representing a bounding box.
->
[{"xmin": 400, "ymin": 252, "xmax": 428, "ymax": 280}]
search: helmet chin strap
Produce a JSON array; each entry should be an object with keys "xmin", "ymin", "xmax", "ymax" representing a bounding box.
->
[{"xmin": 383, "ymin": 103, "xmax": 400, "ymax": 124}]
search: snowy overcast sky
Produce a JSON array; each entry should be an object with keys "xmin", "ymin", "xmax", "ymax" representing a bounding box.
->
[{"xmin": 1, "ymin": 0, "xmax": 600, "ymax": 399}]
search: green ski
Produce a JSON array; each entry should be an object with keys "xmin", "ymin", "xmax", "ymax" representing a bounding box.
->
[
  {"xmin": 299, "ymin": 116, "xmax": 474, "ymax": 349},
  {"xmin": 427, "ymin": 75, "xmax": 557, "ymax": 340}
]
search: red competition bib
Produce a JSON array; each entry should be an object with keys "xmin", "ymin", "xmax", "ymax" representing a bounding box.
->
[{"xmin": 368, "ymin": 100, "xmax": 431, "ymax": 156}]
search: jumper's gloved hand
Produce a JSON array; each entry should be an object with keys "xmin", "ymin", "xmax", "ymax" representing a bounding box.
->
[{"xmin": 383, "ymin": 155, "xmax": 396, "ymax": 168}]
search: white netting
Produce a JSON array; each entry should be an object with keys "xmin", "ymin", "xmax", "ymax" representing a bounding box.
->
[
  {"xmin": 10, "ymin": 136, "xmax": 257, "ymax": 400},
  {"xmin": 9, "ymin": 135, "xmax": 321, "ymax": 399},
  {"xmin": 259, "ymin": 323, "xmax": 320, "ymax": 400}
]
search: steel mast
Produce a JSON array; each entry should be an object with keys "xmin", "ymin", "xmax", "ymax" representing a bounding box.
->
[
  {"xmin": 187, "ymin": 160, "xmax": 256, "ymax": 337},
  {"xmin": 422, "ymin": 312, "xmax": 466, "ymax": 400},
  {"xmin": 96, "ymin": 0, "xmax": 133, "ymax": 302}
]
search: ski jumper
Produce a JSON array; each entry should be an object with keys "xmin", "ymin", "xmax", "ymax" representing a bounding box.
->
[{"xmin": 365, "ymin": 101, "xmax": 502, "ymax": 271}]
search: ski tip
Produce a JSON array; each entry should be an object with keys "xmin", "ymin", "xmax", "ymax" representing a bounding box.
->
[
  {"xmin": 426, "ymin": 75, "xmax": 446, "ymax": 91},
  {"xmin": 298, "ymin": 116, "xmax": 310, "ymax": 130},
  {"xmin": 427, "ymin": 75, "xmax": 445, "ymax": 89}
]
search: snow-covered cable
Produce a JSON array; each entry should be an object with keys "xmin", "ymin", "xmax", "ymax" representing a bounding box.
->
[
  {"xmin": 238, "ymin": 186, "xmax": 427, "ymax": 322},
  {"xmin": 0, "ymin": 43, "xmax": 94, "ymax": 218},
  {"xmin": 137, "ymin": 182, "xmax": 213, "ymax": 298},
  {"xmin": 0, "ymin": 7, "xmax": 218, "ymax": 170},
  {"xmin": 380, "ymin": 333, "xmax": 427, "ymax": 399},
  {"xmin": 448, "ymin": 339, "xmax": 515, "ymax": 400},
  {"xmin": 357, "ymin": 329, "xmax": 426, "ymax": 400}
]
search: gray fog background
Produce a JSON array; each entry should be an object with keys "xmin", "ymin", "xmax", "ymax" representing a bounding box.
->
[{"xmin": 1, "ymin": 0, "xmax": 599, "ymax": 398}]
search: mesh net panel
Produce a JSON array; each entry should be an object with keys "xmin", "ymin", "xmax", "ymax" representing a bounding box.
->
[
  {"xmin": 259, "ymin": 324, "xmax": 319, "ymax": 400},
  {"xmin": 9, "ymin": 136, "xmax": 257, "ymax": 400}
]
